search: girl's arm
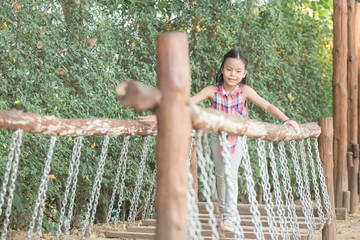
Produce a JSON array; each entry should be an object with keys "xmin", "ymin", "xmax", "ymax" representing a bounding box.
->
[
  {"xmin": 243, "ymin": 85, "xmax": 300, "ymax": 133},
  {"xmin": 190, "ymin": 85, "xmax": 214, "ymax": 104}
]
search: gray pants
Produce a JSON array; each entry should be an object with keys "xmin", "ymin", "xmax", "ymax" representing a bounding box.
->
[{"xmin": 211, "ymin": 132, "xmax": 242, "ymax": 222}]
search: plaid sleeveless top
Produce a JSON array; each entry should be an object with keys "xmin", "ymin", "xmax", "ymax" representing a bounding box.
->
[{"xmin": 212, "ymin": 82, "xmax": 248, "ymax": 155}]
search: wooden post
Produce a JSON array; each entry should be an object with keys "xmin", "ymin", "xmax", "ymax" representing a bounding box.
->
[
  {"xmin": 347, "ymin": 0, "xmax": 359, "ymax": 214},
  {"xmin": 319, "ymin": 118, "xmax": 336, "ymax": 240},
  {"xmin": 155, "ymin": 32, "xmax": 191, "ymax": 240},
  {"xmin": 356, "ymin": 0, "xmax": 360, "ymax": 174},
  {"xmin": 333, "ymin": 0, "xmax": 348, "ymax": 208},
  {"xmin": 190, "ymin": 143, "xmax": 198, "ymax": 203},
  {"xmin": 349, "ymin": 145, "xmax": 359, "ymax": 214}
]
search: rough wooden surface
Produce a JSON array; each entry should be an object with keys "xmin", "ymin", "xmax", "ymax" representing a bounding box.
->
[
  {"xmin": 333, "ymin": 0, "xmax": 348, "ymax": 209},
  {"xmin": 319, "ymin": 118, "xmax": 336, "ymax": 240},
  {"xmin": 115, "ymin": 81, "xmax": 162, "ymax": 112},
  {"xmin": 154, "ymin": 32, "xmax": 191, "ymax": 240},
  {"xmin": 0, "ymin": 110, "xmax": 157, "ymax": 136},
  {"xmin": 190, "ymin": 104, "xmax": 321, "ymax": 141},
  {"xmin": 347, "ymin": 0, "xmax": 359, "ymax": 215}
]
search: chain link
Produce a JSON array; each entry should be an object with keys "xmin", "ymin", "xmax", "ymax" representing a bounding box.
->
[
  {"xmin": 64, "ymin": 136, "xmax": 83, "ymax": 240},
  {"xmin": 237, "ymin": 136, "xmax": 264, "ymax": 240},
  {"xmin": 313, "ymin": 138, "xmax": 334, "ymax": 224},
  {"xmin": 0, "ymin": 130, "xmax": 19, "ymax": 217},
  {"xmin": 114, "ymin": 136, "xmax": 130, "ymax": 226},
  {"xmin": 219, "ymin": 132, "xmax": 244, "ymax": 239},
  {"xmin": 26, "ymin": 136, "xmax": 56, "ymax": 240},
  {"xmin": 187, "ymin": 137, "xmax": 203, "ymax": 240},
  {"xmin": 82, "ymin": 135, "xmax": 110, "ymax": 237},
  {"xmin": 196, "ymin": 131, "xmax": 219, "ymax": 240},
  {"xmin": 289, "ymin": 140, "xmax": 314, "ymax": 238},
  {"xmin": 300, "ymin": 140, "xmax": 317, "ymax": 239},
  {"xmin": 141, "ymin": 166, "xmax": 157, "ymax": 220},
  {"xmin": 89, "ymin": 135, "xmax": 110, "ymax": 235},
  {"xmin": 128, "ymin": 136, "xmax": 151, "ymax": 225},
  {"xmin": 268, "ymin": 142, "xmax": 290, "ymax": 240},
  {"xmin": 1, "ymin": 130, "xmax": 23, "ymax": 240},
  {"xmin": 148, "ymin": 177, "xmax": 157, "ymax": 219},
  {"xmin": 256, "ymin": 139, "xmax": 279, "ymax": 239},
  {"xmin": 299, "ymin": 139, "xmax": 316, "ymax": 237},
  {"xmin": 278, "ymin": 141, "xmax": 301, "ymax": 239},
  {"xmin": 306, "ymin": 138, "xmax": 326, "ymax": 229},
  {"xmin": 106, "ymin": 136, "xmax": 130, "ymax": 227},
  {"xmin": 56, "ymin": 136, "xmax": 83, "ymax": 239},
  {"xmin": 202, "ymin": 133, "xmax": 217, "ymax": 199}
]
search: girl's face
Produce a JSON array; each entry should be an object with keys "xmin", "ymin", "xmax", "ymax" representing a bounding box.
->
[{"xmin": 221, "ymin": 57, "xmax": 247, "ymax": 93}]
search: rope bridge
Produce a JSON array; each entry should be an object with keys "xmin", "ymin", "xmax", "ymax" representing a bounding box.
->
[
  {"xmin": 0, "ymin": 32, "xmax": 337, "ymax": 240},
  {"xmin": 0, "ymin": 109, "xmax": 335, "ymax": 240}
]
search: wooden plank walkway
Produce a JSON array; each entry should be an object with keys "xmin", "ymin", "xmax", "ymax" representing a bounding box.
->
[{"xmin": 93, "ymin": 203, "xmax": 347, "ymax": 240}]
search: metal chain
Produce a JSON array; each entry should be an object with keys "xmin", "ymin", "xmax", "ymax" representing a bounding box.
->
[
  {"xmin": 187, "ymin": 137, "xmax": 203, "ymax": 240},
  {"xmin": 289, "ymin": 140, "xmax": 314, "ymax": 238},
  {"xmin": 202, "ymin": 133, "xmax": 217, "ymax": 199},
  {"xmin": 278, "ymin": 141, "xmax": 301, "ymax": 239},
  {"xmin": 36, "ymin": 136, "xmax": 57, "ymax": 239},
  {"xmin": 106, "ymin": 136, "xmax": 130, "ymax": 227},
  {"xmin": 268, "ymin": 142, "xmax": 290, "ymax": 240},
  {"xmin": 1, "ymin": 130, "xmax": 23, "ymax": 240},
  {"xmin": 219, "ymin": 132, "xmax": 244, "ymax": 240},
  {"xmin": 82, "ymin": 135, "xmax": 110, "ymax": 237},
  {"xmin": 141, "ymin": 166, "xmax": 157, "ymax": 220},
  {"xmin": 237, "ymin": 135, "xmax": 264, "ymax": 240},
  {"xmin": 26, "ymin": 136, "xmax": 56, "ymax": 240},
  {"xmin": 56, "ymin": 136, "xmax": 82, "ymax": 239},
  {"xmin": 256, "ymin": 139, "xmax": 279, "ymax": 239},
  {"xmin": 88, "ymin": 135, "xmax": 110, "ymax": 235},
  {"xmin": 113, "ymin": 136, "xmax": 130, "ymax": 226},
  {"xmin": 312, "ymin": 138, "xmax": 335, "ymax": 224},
  {"xmin": 306, "ymin": 138, "xmax": 326, "ymax": 229},
  {"xmin": 0, "ymin": 130, "xmax": 20, "ymax": 217},
  {"xmin": 148, "ymin": 175, "xmax": 157, "ymax": 219},
  {"xmin": 128, "ymin": 136, "xmax": 151, "ymax": 225},
  {"xmin": 299, "ymin": 139, "xmax": 316, "ymax": 237},
  {"xmin": 64, "ymin": 136, "xmax": 83, "ymax": 240},
  {"xmin": 196, "ymin": 131, "xmax": 219, "ymax": 240}
]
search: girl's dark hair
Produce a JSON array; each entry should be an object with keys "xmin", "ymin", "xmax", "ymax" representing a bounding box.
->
[{"xmin": 216, "ymin": 49, "xmax": 248, "ymax": 84}]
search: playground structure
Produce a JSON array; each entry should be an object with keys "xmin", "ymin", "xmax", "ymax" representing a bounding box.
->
[
  {"xmin": 0, "ymin": 1, "xmax": 359, "ymax": 238},
  {"xmin": 0, "ymin": 32, "xmax": 342, "ymax": 240}
]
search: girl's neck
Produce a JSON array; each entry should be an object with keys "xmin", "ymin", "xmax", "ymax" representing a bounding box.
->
[{"xmin": 222, "ymin": 82, "xmax": 237, "ymax": 94}]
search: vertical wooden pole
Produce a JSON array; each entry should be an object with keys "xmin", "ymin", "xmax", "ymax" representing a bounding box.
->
[
  {"xmin": 319, "ymin": 118, "xmax": 336, "ymax": 240},
  {"xmin": 155, "ymin": 32, "xmax": 191, "ymax": 240},
  {"xmin": 347, "ymin": 0, "xmax": 359, "ymax": 214},
  {"xmin": 190, "ymin": 143, "xmax": 198, "ymax": 203},
  {"xmin": 355, "ymin": 2, "xmax": 360, "ymax": 204},
  {"xmin": 333, "ymin": 0, "xmax": 349, "ymax": 208},
  {"xmin": 356, "ymin": 0, "xmax": 360, "ymax": 169}
]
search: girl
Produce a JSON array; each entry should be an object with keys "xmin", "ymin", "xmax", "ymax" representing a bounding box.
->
[{"xmin": 140, "ymin": 49, "xmax": 300, "ymax": 232}]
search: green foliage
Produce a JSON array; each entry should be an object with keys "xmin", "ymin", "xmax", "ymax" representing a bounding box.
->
[{"xmin": 0, "ymin": 0, "xmax": 332, "ymax": 233}]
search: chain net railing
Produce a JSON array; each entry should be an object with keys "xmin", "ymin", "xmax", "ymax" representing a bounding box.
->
[
  {"xmin": 189, "ymin": 130, "xmax": 334, "ymax": 240},
  {"xmin": 0, "ymin": 129, "xmax": 157, "ymax": 240},
  {"xmin": 0, "ymin": 124, "xmax": 333, "ymax": 240}
]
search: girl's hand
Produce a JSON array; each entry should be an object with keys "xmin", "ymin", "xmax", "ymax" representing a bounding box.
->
[
  {"xmin": 139, "ymin": 115, "xmax": 157, "ymax": 128},
  {"xmin": 283, "ymin": 119, "xmax": 300, "ymax": 134}
]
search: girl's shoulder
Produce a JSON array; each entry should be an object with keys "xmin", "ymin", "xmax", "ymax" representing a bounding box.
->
[
  {"xmin": 204, "ymin": 85, "xmax": 215, "ymax": 95},
  {"xmin": 242, "ymin": 84, "xmax": 258, "ymax": 100},
  {"xmin": 190, "ymin": 85, "xmax": 214, "ymax": 103}
]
